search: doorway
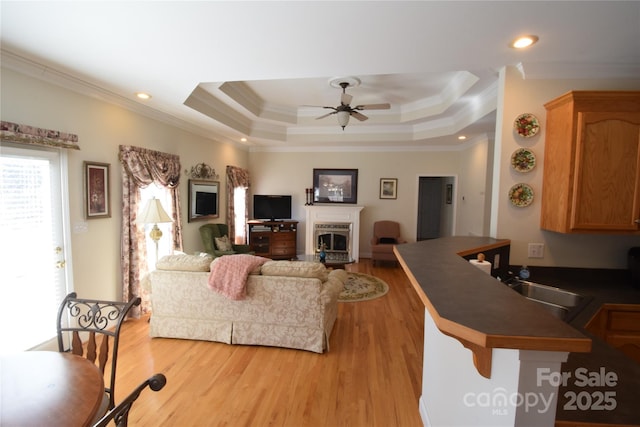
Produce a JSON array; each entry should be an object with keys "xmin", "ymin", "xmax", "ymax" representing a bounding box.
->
[{"xmin": 417, "ymin": 176, "xmax": 455, "ymax": 240}]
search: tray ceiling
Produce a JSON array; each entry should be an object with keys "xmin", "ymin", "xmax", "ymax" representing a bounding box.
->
[{"xmin": 1, "ymin": 1, "xmax": 639, "ymax": 150}]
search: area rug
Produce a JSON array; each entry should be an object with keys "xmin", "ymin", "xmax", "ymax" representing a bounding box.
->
[{"xmin": 339, "ymin": 272, "xmax": 389, "ymax": 302}]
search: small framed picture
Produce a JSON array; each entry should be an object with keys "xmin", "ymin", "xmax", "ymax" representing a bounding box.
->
[
  {"xmin": 380, "ymin": 178, "xmax": 398, "ymax": 199},
  {"xmin": 84, "ymin": 161, "xmax": 111, "ymax": 219}
]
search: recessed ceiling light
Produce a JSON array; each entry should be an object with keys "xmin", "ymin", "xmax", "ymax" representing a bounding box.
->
[
  {"xmin": 510, "ymin": 35, "xmax": 539, "ymax": 49},
  {"xmin": 240, "ymin": 137, "xmax": 247, "ymax": 142},
  {"xmin": 135, "ymin": 92, "xmax": 151, "ymax": 100},
  {"xmin": 458, "ymin": 135, "xmax": 467, "ymax": 140}
]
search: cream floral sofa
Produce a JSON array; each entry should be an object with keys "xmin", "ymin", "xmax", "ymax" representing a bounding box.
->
[{"xmin": 146, "ymin": 254, "xmax": 346, "ymax": 353}]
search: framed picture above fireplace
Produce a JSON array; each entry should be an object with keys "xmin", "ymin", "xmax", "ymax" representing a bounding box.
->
[{"xmin": 313, "ymin": 168, "xmax": 358, "ymax": 204}]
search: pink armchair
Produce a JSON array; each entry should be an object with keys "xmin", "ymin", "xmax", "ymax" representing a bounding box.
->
[{"xmin": 370, "ymin": 220, "xmax": 406, "ymax": 266}]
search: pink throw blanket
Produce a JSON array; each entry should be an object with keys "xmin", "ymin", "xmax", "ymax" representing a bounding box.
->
[{"xmin": 207, "ymin": 254, "xmax": 270, "ymax": 300}]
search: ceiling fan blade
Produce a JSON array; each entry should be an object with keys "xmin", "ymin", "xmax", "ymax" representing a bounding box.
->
[
  {"xmin": 316, "ymin": 111, "xmax": 337, "ymax": 120},
  {"xmin": 341, "ymin": 92, "xmax": 353, "ymax": 106},
  {"xmin": 355, "ymin": 103, "xmax": 391, "ymax": 110},
  {"xmin": 351, "ymin": 111, "xmax": 369, "ymax": 121},
  {"xmin": 301, "ymin": 105, "xmax": 335, "ymax": 109}
]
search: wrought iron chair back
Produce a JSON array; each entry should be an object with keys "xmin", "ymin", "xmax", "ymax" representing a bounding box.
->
[
  {"xmin": 93, "ymin": 373, "xmax": 167, "ymax": 427},
  {"xmin": 56, "ymin": 292, "xmax": 141, "ymax": 413}
]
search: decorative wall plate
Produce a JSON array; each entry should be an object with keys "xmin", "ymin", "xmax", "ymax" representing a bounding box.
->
[
  {"xmin": 513, "ymin": 113, "xmax": 540, "ymax": 138},
  {"xmin": 511, "ymin": 148, "xmax": 536, "ymax": 172},
  {"xmin": 509, "ymin": 183, "xmax": 534, "ymax": 207}
]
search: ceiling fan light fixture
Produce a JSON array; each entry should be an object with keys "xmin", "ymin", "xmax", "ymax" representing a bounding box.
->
[{"xmin": 337, "ymin": 111, "xmax": 350, "ymax": 129}]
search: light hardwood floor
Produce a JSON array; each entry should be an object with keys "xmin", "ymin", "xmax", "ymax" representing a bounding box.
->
[{"xmin": 114, "ymin": 259, "xmax": 425, "ymax": 426}]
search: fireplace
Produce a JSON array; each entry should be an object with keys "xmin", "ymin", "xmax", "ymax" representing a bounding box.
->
[
  {"xmin": 305, "ymin": 205, "xmax": 363, "ymax": 261},
  {"xmin": 314, "ymin": 223, "xmax": 351, "ymax": 261}
]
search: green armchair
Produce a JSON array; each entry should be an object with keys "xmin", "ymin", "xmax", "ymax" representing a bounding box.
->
[{"xmin": 199, "ymin": 223, "xmax": 253, "ymax": 257}]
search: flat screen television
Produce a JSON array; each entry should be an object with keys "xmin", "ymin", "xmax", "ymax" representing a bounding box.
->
[
  {"xmin": 253, "ymin": 195, "xmax": 292, "ymax": 221},
  {"xmin": 195, "ymin": 191, "xmax": 217, "ymax": 215}
]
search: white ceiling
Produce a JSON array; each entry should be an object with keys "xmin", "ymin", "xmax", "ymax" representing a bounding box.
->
[{"xmin": 1, "ymin": 1, "xmax": 639, "ymax": 150}]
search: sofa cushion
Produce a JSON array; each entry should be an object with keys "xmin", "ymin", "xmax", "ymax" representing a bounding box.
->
[
  {"xmin": 260, "ymin": 260, "xmax": 329, "ymax": 281},
  {"xmin": 214, "ymin": 235, "xmax": 233, "ymax": 251},
  {"xmin": 156, "ymin": 254, "xmax": 213, "ymax": 272}
]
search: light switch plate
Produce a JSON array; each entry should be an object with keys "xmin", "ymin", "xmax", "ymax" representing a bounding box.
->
[
  {"xmin": 528, "ymin": 243, "xmax": 544, "ymax": 258},
  {"xmin": 73, "ymin": 222, "xmax": 88, "ymax": 233}
]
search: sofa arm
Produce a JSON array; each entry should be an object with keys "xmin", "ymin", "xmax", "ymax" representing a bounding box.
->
[{"xmin": 321, "ymin": 269, "xmax": 347, "ymax": 304}]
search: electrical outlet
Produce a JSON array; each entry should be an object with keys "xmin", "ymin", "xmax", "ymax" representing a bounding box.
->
[{"xmin": 528, "ymin": 243, "xmax": 545, "ymax": 258}]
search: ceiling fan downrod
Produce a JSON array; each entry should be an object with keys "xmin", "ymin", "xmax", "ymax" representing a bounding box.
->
[
  {"xmin": 310, "ymin": 76, "xmax": 390, "ymax": 130},
  {"xmin": 338, "ymin": 82, "xmax": 352, "ymax": 129}
]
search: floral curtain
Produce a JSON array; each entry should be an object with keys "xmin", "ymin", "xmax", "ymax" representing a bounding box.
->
[
  {"xmin": 0, "ymin": 121, "xmax": 80, "ymax": 150},
  {"xmin": 119, "ymin": 145, "xmax": 182, "ymax": 316},
  {"xmin": 226, "ymin": 165, "xmax": 250, "ymax": 244}
]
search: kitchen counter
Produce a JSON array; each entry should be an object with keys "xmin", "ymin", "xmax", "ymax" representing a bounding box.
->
[
  {"xmin": 395, "ymin": 237, "xmax": 590, "ymax": 375},
  {"xmin": 395, "ymin": 237, "xmax": 640, "ymax": 426},
  {"xmin": 523, "ymin": 267, "xmax": 640, "ymax": 426}
]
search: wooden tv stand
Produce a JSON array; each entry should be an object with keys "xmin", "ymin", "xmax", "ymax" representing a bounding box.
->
[{"xmin": 247, "ymin": 220, "xmax": 298, "ymax": 260}]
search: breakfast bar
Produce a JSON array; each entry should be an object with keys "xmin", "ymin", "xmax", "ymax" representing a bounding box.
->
[{"xmin": 395, "ymin": 237, "xmax": 639, "ymax": 427}]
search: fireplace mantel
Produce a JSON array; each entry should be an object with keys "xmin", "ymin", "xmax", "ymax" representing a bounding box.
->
[{"xmin": 305, "ymin": 205, "xmax": 363, "ymax": 261}]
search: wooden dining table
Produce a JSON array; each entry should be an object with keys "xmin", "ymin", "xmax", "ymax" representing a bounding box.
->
[{"xmin": 0, "ymin": 351, "xmax": 104, "ymax": 427}]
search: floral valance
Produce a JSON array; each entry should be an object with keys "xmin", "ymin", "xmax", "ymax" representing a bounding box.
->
[
  {"xmin": 226, "ymin": 165, "xmax": 250, "ymax": 189},
  {"xmin": 119, "ymin": 145, "xmax": 181, "ymax": 188},
  {"xmin": 0, "ymin": 121, "xmax": 80, "ymax": 150}
]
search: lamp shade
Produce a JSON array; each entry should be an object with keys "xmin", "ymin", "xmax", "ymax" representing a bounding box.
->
[
  {"xmin": 138, "ymin": 198, "xmax": 172, "ymax": 224},
  {"xmin": 337, "ymin": 111, "xmax": 350, "ymax": 129}
]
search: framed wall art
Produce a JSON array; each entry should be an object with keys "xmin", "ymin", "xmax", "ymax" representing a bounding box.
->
[
  {"xmin": 84, "ymin": 161, "xmax": 111, "ymax": 219},
  {"xmin": 379, "ymin": 178, "xmax": 397, "ymax": 199},
  {"xmin": 313, "ymin": 168, "xmax": 358, "ymax": 204},
  {"xmin": 188, "ymin": 179, "xmax": 219, "ymax": 222}
]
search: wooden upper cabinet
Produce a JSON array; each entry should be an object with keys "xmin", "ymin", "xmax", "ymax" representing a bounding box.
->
[{"xmin": 540, "ymin": 91, "xmax": 640, "ymax": 234}]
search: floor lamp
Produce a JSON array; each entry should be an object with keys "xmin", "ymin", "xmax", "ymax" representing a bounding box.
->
[{"xmin": 138, "ymin": 197, "xmax": 173, "ymax": 264}]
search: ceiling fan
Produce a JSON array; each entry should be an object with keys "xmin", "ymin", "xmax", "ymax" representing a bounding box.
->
[{"xmin": 309, "ymin": 77, "xmax": 391, "ymax": 130}]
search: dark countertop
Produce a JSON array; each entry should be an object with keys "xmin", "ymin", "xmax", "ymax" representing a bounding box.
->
[
  {"xmin": 395, "ymin": 237, "xmax": 590, "ymax": 353},
  {"xmin": 524, "ymin": 267, "xmax": 640, "ymax": 426},
  {"xmin": 395, "ymin": 237, "xmax": 640, "ymax": 426}
]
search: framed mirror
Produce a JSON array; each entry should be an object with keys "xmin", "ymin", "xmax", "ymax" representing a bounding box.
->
[{"xmin": 188, "ymin": 179, "xmax": 219, "ymax": 222}]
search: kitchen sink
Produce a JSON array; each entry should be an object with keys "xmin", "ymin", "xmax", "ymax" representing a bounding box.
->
[
  {"xmin": 525, "ymin": 298, "xmax": 571, "ymax": 320},
  {"xmin": 504, "ymin": 279, "xmax": 590, "ymax": 322},
  {"xmin": 513, "ymin": 281, "xmax": 584, "ymax": 307}
]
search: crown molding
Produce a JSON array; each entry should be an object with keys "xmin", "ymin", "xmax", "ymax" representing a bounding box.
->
[{"xmin": 0, "ymin": 48, "xmax": 249, "ymax": 150}]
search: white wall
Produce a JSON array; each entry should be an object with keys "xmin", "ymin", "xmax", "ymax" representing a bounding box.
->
[
  {"xmin": 458, "ymin": 136, "xmax": 492, "ymax": 236},
  {"xmin": 1, "ymin": 68, "xmax": 248, "ymax": 300},
  {"xmin": 491, "ymin": 66, "xmax": 640, "ymax": 269},
  {"xmin": 247, "ymin": 148, "xmax": 486, "ymax": 257}
]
